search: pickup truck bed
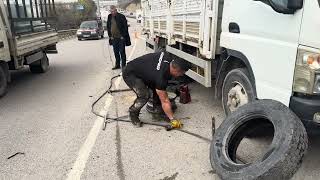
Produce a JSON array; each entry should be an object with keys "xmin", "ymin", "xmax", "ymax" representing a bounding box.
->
[{"xmin": 13, "ymin": 30, "xmax": 58, "ymax": 57}]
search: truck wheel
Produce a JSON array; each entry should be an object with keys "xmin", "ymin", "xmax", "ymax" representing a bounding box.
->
[
  {"xmin": 210, "ymin": 100, "xmax": 308, "ymax": 180},
  {"xmin": 29, "ymin": 53, "xmax": 49, "ymax": 73},
  {"xmin": 222, "ymin": 68, "xmax": 255, "ymax": 116},
  {"xmin": 0, "ymin": 66, "xmax": 8, "ymax": 97}
]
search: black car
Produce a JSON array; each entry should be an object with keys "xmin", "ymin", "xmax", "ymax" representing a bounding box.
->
[{"xmin": 77, "ymin": 20, "xmax": 104, "ymax": 40}]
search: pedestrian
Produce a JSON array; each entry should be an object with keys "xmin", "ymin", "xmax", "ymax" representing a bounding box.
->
[
  {"xmin": 107, "ymin": 5, "xmax": 131, "ymax": 70},
  {"xmin": 122, "ymin": 51, "xmax": 191, "ymax": 127}
]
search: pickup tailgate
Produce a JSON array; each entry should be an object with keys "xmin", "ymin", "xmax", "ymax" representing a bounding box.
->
[{"xmin": 14, "ymin": 30, "xmax": 58, "ymax": 56}]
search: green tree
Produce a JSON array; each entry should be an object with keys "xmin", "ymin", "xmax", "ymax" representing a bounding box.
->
[
  {"xmin": 78, "ymin": 0, "xmax": 97, "ymax": 21},
  {"xmin": 54, "ymin": 0, "xmax": 97, "ymax": 30}
]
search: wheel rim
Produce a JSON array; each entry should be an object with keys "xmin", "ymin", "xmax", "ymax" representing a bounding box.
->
[{"xmin": 227, "ymin": 81, "xmax": 249, "ymax": 112}]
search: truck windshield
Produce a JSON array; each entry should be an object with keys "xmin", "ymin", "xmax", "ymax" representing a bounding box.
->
[
  {"xmin": 4, "ymin": 0, "xmax": 56, "ymax": 35},
  {"xmin": 80, "ymin": 21, "xmax": 98, "ymax": 29}
]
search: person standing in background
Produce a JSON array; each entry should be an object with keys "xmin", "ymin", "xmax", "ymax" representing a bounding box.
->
[{"xmin": 107, "ymin": 5, "xmax": 131, "ymax": 70}]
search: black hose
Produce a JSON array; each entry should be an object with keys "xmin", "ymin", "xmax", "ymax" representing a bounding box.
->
[{"xmin": 91, "ymin": 74, "xmax": 123, "ymax": 118}]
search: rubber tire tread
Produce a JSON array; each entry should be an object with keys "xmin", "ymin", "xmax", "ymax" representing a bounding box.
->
[
  {"xmin": 0, "ymin": 66, "xmax": 7, "ymax": 97},
  {"xmin": 30, "ymin": 53, "xmax": 49, "ymax": 73},
  {"xmin": 211, "ymin": 99, "xmax": 308, "ymax": 180}
]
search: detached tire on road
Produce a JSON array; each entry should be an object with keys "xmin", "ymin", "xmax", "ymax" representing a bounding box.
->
[
  {"xmin": 0, "ymin": 66, "xmax": 8, "ymax": 97},
  {"xmin": 30, "ymin": 53, "xmax": 49, "ymax": 73},
  {"xmin": 222, "ymin": 68, "xmax": 255, "ymax": 116},
  {"xmin": 210, "ymin": 100, "xmax": 308, "ymax": 180}
]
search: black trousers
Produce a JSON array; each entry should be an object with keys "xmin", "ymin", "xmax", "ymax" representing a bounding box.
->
[
  {"xmin": 122, "ymin": 68, "xmax": 160, "ymax": 114},
  {"xmin": 112, "ymin": 38, "xmax": 126, "ymax": 68}
]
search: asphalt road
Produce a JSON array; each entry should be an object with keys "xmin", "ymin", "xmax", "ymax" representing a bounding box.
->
[{"xmin": 0, "ymin": 19, "xmax": 319, "ymax": 180}]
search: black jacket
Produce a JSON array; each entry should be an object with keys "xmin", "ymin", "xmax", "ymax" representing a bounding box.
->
[{"xmin": 107, "ymin": 13, "xmax": 131, "ymax": 46}]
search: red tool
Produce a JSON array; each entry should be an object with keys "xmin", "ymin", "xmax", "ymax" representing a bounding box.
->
[{"xmin": 179, "ymin": 85, "xmax": 191, "ymax": 104}]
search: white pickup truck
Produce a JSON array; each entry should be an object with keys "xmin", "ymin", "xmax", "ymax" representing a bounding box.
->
[
  {"xmin": 142, "ymin": 0, "xmax": 320, "ymax": 125},
  {"xmin": 0, "ymin": 0, "xmax": 58, "ymax": 97}
]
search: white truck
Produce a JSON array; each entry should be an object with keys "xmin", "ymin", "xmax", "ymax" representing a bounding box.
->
[
  {"xmin": 142, "ymin": 0, "xmax": 320, "ymax": 125},
  {"xmin": 0, "ymin": 0, "xmax": 58, "ymax": 97}
]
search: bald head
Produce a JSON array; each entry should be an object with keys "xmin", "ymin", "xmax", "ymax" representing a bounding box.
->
[{"xmin": 110, "ymin": 5, "xmax": 117, "ymax": 16}]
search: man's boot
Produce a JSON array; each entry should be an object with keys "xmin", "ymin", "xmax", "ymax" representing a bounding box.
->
[{"xmin": 129, "ymin": 111, "xmax": 143, "ymax": 127}]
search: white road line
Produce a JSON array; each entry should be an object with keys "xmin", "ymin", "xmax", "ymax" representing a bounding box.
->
[{"xmin": 66, "ymin": 36, "xmax": 138, "ymax": 180}]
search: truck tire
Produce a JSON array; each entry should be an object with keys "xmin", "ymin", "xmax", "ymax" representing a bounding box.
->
[
  {"xmin": 222, "ymin": 68, "xmax": 255, "ymax": 116},
  {"xmin": 0, "ymin": 66, "xmax": 8, "ymax": 97},
  {"xmin": 29, "ymin": 53, "xmax": 49, "ymax": 73},
  {"xmin": 210, "ymin": 99, "xmax": 308, "ymax": 180}
]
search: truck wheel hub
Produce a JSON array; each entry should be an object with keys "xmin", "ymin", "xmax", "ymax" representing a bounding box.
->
[{"xmin": 227, "ymin": 83, "xmax": 248, "ymax": 112}]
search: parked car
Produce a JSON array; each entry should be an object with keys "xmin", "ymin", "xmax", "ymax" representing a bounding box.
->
[{"xmin": 77, "ymin": 20, "xmax": 104, "ymax": 40}]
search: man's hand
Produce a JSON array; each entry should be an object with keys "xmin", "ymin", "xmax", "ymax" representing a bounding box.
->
[{"xmin": 156, "ymin": 89, "xmax": 174, "ymax": 120}]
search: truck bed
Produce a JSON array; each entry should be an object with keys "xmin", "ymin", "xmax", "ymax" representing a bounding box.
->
[
  {"xmin": 13, "ymin": 30, "xmax": 58, "ymax": 57},
  {"xmin": 142, "ymin": 0, "xmax": 223, "ymax": 59}
]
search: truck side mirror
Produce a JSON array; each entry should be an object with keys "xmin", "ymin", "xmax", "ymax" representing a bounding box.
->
[
  {"xmin": 255, "ymin": 0, "xmax": 303, "ymax": 14},
  {"xmin": 287, "ymin": 0, "xmax": 303, "ymax": 10}
]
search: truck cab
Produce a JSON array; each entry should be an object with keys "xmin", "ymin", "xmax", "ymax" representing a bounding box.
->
[
  {"xmin": 221, "ymin": 0, "xmax": 320, "ymax": 123},
  {"xmin": 0, "ymin": 0, "xmax": 58, "ymax": 97}
]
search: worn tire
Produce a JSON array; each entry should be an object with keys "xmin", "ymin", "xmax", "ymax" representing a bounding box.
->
[
  {"xmin": 222, "ymin": 68, "xmax": 255, "ymax": 116},
  {"xmin": 210, "ymin": 99, "xmax": 308, "ymax": 180},
  {"xmin": 29, "ymin": 53, "xmax": 49, "ymax": 73},
  {"xmin": 0, "ymin": 66, "xmax": 8, "ymax": 97}
]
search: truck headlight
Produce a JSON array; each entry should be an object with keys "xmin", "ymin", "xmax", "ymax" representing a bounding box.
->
[
  {"xmin": 293, "ymin": 47, "xmax": 320, "ymax": 94},
  {"xmin": 77, "ymin": 30, "xmax": 82, "ymax": 35}
]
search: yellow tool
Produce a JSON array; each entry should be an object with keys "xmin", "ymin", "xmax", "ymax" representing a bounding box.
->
[{"xmin": 165, "ymin": 119, "xmax": 183, "ymax": 131}]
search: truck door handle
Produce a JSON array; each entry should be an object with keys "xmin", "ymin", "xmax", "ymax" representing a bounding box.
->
[{"xmin": 229, "ymin": 22, "xmax": 240, "ymax": 33}]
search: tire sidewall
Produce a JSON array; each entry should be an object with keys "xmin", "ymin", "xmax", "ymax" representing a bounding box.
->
[
  {"xmin": 41, "ymin": 54, "xmax": 49, "ymax": 72},
  {"xmin": 0, "ymin": 66, "xmax": 8, "ymax": 97},
  {"xmin": 212, "ymin": 100, "xmax": 307, "ymax": 180},
  {"xmin": 222, "ymin": 68, "xmax": 255, "ymax": 116}
]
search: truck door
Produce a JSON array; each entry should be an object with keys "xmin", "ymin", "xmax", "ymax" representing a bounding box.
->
[{"xmin": 221, "ymin": 0, "xmax": 303, "ymax": 105}]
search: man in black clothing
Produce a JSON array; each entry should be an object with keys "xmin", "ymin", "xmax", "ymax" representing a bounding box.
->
[
  {"xmin": 107, "ymin": 6, "xmax": 131, "ymax": 70},
  {"xmin": 122, "ymin": 51, "xmax": 191, "ymax": 127}
]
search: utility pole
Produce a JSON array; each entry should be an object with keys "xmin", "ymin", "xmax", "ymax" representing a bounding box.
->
[{"xmin": 97, "ymin": 0, "xmax": 101, "ymax": 17}]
